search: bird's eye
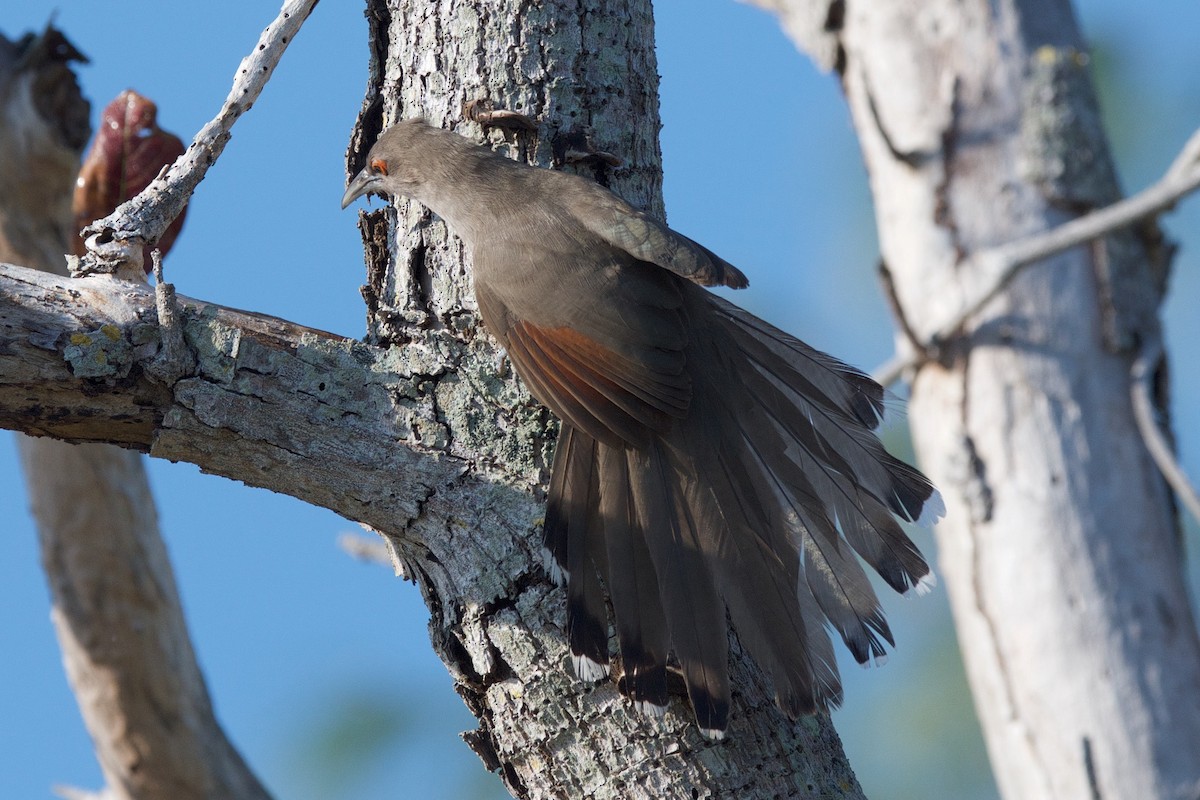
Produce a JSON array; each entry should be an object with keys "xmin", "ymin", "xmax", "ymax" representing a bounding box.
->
[{"xmin": 370, "ymin": 158, "xmax": 389, "ymax": 177}]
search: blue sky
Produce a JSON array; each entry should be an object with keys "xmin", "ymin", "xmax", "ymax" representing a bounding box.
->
[{"xmin": 2, "ymin": 2, "xmax": 1198, "ymax": 799}]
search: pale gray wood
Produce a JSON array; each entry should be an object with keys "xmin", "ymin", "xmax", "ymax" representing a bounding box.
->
[{"xmin": 748, "ymin": 1, "xmax": 1200, "ymax": 798}]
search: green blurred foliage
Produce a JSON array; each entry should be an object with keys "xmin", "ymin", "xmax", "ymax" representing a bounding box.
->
[{"xmin": 277, "ymin": 680, "xmax": 508, "ymax": 800}]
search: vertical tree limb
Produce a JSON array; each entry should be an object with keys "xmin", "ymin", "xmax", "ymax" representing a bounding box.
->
[
  {"xmin": 748, "ymin": 1, "xmax": 1200, "ymax": 797},
  {"xmin": 0, "ymin": 25, "xmax": 270, "ymax": 800}
]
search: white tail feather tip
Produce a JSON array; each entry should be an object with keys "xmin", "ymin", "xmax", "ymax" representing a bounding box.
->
[
  {"xmin": 911, "ymin": 571, "xmax": 938, "ymax": 597},
  {"xmin": 541, "ymin": 546, "xmax": 567, "ymax": 586},
  {"xmin": 700, "ymin": 727, "xmax": 726, "ymax": 742},
  {"xmin": 916, "ymin": 490, "xmax": 946, "ymax": 527},
  {"xmin": 572, "ymin": 654, "xmax": 609, "ymax": 682},
  {"xmin": 634, "ymin": 700, "xmax": 668, "ymax": 718}
]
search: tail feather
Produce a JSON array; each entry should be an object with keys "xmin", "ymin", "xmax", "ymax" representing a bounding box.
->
[
  {"xmin": 545, "ymin": 425, "xmax": 611, "ymax": 678},
  {"xmin": 795, "ymin": 575, "xmax": 844, "ymax": 704},
  {"xmin": 721, "ymin": 407, "xmax": 896, "ymax": 665},
  {"xmin": 540, "ymin": 287, "xmax": 940, "ymax": 737},
  {"xmin": 656, "ymin": 287, "xmax": 939, "ymax": 723},
  {"xmin": 682, "ymin": 443, "xmax": 828, "ymax": 717},
  {"xmin": 713, "ymin": 296, "xmax": 885, "ymax": 429},
  {"xmin": 743, "ymin": 352, "xmax": 924, "ymax": 524},
  {"xmin": 725, "ymin": 333, "xmax": 935, "ymax": 593},
  {"xmin": 597, "ymin": 443, "xmax": 670, "ymax": 711},
  {"xmin": 837, "ymin": 490, "xmax": 933, "ymax": 595},
  {"xmin": 716, "ymin": 294, "xmax": 940, "ymax": 524},
  {"xmin": 627, "ymin": 441, "xmax": 730, "ymax": 733},
  {"xmin": 724, "ymin": 304, "xmax": 940, "ymax": 602},
  {"xmin": 542, "ymin": 424, "xmax": 574, "ymax": 586},
  {"xmin": 800, "ymin": 524, "xmax": 894, "ymax": 664}
]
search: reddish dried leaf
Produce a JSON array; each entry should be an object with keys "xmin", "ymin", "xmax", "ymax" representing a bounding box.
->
[{"xmin": 72, "ymin": 89, "xmax": 187, "ymax": 270}]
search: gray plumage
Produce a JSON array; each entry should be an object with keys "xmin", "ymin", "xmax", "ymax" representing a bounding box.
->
[{"xmin": 343, "ymin": 119, "xmax": 943, "ymax": 737}]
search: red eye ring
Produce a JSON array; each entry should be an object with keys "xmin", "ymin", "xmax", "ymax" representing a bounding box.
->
[{"xmin": 370, "ymin": 158, "xmax": 388, "ymax": 176}]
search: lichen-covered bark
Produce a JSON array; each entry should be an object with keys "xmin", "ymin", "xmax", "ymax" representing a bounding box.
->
[
  {"xmin": 343, "ymin": 1, "xmax": 866, "ymax": 797},
  {"xmin": 749, "ymin": 2, "xmax": 1200, "ymax": 798},
  {"xmin": 0, "ymin": 244, "xmax": 859, "ymax": 798}
]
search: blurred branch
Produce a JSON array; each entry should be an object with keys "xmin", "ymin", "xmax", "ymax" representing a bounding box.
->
[
  {"xmin": 338, "ymin": 530, "xmax": 396, "ymax": 569},
  {"xmin": 1, "ymin": 24, "xmax": 273, "ymax": 800},
  {"xmin": 76, "ymin": 0, "xmax": 319, "ymax": 275},
  {"xmin": 1130, "ymin": 333, "xmax": 1200, "ymax": 523},
  {"xmin": 52, "ymin": 786, "xmax": 114, "ymax": 800},
  {"xmin": 873, "ymin": 125, "xmax": 1200, "ymax": 525},
  {"xmin": 873, "ymin": 125, "xmax": 1200, "ymax": 388},
  {"xmin": 872, "ymin": 125, "xmax": 1200, "ymax": 524}
]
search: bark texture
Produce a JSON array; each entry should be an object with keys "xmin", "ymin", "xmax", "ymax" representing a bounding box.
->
[
  {"xmin": 749, "ymin": 1, "xmax": 1200, "ymax": 798},
  {"xmin": 347, "ymin": 0, "xmax": 870, "ymax": 797},
  {"xmin": 0, "ymin": 26, "xmax": 270, "ymax": 800},
  {"xmin": 0, "ymin": 248, "xmax": 859, "ymax": 797}
]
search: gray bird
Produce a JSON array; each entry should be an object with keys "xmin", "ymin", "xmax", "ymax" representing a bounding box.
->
[{"xmin": 342, "ymin": 119, "xmax": 943, "ymax": 738}]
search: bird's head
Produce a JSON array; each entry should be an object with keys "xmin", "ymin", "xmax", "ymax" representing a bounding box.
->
[
  {"xmin": 342, "ymin": 118, "xmax": 483, "ymax": 210},
  {"xmin": 342, "ymin": 120, "xmax": 420, "ymax": 209}
]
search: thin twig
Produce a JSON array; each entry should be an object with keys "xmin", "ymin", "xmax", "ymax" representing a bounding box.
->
[
  {"xmin": 1165, "ymin": 127, "xmax": 1200, "ymax": 183},
  {"xmin": 872, "ymin": 125, "xmax": 1200, "ymax": 386},
  {"xmin": 872, "ymin": 127, "xmax": 1200, "ymax": 524},
  {"xmin": 77, "ymin": 0, "xmax": 320, "ymax": 273},
  {"xmin": 146, "ymin": 249, "xmax": 197, "ymax": 384},
  {"xmin": 1130, "ymin": 334, "xmax": 1200, "ymax": 523},
  {"xmin": 872, "ymin": 352, "xmax": 910, "ymax": 389}
]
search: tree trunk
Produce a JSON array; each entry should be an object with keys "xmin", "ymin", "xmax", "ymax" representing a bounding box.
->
[
  {"xmin": 343, "ymin": 0, "xmax": 866, "ymax": 796},
  {"xmin": 750, "ymin": 1, "xmax": 1200, "ymax": 798}
]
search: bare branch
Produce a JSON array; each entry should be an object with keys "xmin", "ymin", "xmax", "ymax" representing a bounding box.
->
[
  {"xmin": 338, "ymin": 530, "xmax": 395, "ymax": 568},
  {"xmin": 76, "ymin": 0, "xmax": 320, "ymax": 275},
  {"xmin": 2, "ymin": 24, "xmax": 277, "ymax": 798},
  {"xmin": 1130, "ymin": 334, "xmax": 1200, "ymax": 523},
  {"xmin": 872, "ymin": 125, "xmax": 1200, "ymax": 388},
  {"xmin": 21, "ymin": 439, "xmax": 275, "ymax": 800},
  {"xmin": 871, "ymin": 126, "xmax": 1200, "ymax": 521},
  {"xmin": 0, "ymin": 261, "xmax": 456, "ymax": 529},
  {"xmin": 52, "ymin": 785, "xmax": 115, "ymax": 800}
]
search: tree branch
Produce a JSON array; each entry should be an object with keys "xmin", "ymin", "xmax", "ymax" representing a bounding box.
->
[
  {"xmin": 19, "ymin": 439, "xmax": 274, "ymax": 800},
  {"xmin": 869, "ymin": 125, "xmax": 1200, "ymax": 526},
  {"xmin": 76, "ymin": 0, "xmax": 320, "ymax": 275},
  {"xmin": 873, "ymin": 125, "xmax": 1200, "ymax": 388},
  {"xmin": 1130, "ymin": 333, "xmax": 1200, "ymax": 523},
  {"xmin": 0, "ymin": 261, "xmax": 457, "ymax": 526},
  {"xmin": 1, "ymin": 25, "xmax": 275, "ymax": 799}
]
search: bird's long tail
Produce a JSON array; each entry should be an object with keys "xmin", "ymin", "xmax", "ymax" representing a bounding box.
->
[{"xmin": 542, "ymin": 290, "xmax": 943, "ymax": 736}]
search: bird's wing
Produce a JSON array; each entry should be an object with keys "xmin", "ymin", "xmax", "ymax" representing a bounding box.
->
[
  {"xmin": 475, "ymin": 248, "xmax": 693, "ymax": 448},
  {"xmin": 568, "ymin": 181, "xmax": 749, "ymax": 290}
]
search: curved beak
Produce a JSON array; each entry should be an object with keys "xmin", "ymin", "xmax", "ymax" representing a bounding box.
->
[{"xmin": 341, "ymin": 168, "xmax": 382, "ymax": 209}]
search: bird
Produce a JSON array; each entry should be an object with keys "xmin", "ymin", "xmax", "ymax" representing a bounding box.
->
[{"xmin": 342, "ymin": 118, "xmax": 943, "ymax": 739}]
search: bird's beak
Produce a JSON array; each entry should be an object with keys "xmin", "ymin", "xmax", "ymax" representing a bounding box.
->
[{"xmin": 341, "ymin": 168, "xmax": 382, "ymax": 209}]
